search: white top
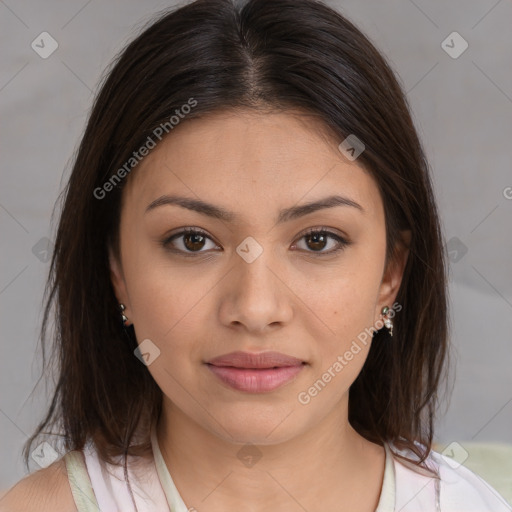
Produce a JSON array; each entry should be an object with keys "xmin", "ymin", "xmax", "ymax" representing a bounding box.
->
[{"xmin": 63, "ymin": 428, "xmax": 512, "ymax": 512}]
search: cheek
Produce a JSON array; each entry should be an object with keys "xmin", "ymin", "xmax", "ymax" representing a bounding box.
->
[
  {"xmin": 299, "ymin": 260, "xmax": 383, "ymax": 337},
  {"xmin": 293, "ymin": 279, "xmax": 379, "ymax": 411},
  {"xmin": 121, "ymin": 233, "xmax": 211, "ymax": 330},
  {"xmin": 294, "ymin": 258, "xmax": 384, "ymax": 383},
  {"xmin": 119, "ymin": 256, "xmax": 208, "ymax": 385},
  {"xmin": 124, "ymin": 256, "xmax": 211, "ymax": 403},
  {"xmin": 128, "ymin": 265, "xmax": 211, "ymax": 348}
]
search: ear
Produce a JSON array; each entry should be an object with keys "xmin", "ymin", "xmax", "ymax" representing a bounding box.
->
[
  {"xmin": 374, "ymin": 230, "xmax": 411, "ymax": 323},
  {"xmin": 108, "ymin": 245, "xmax": 131, "ymax": 323}
]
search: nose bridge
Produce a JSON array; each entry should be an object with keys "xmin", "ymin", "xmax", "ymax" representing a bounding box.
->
[
  {"xmin": 222, "ymin": 237, "xmax": 292, "ymax": 330},
  {"xmin": 235, "ymin": 242, "xmax": 278, "ymax": 304}
]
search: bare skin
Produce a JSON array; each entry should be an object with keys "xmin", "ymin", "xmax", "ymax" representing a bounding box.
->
[
  {"xmin": 110, "ymin": 110, "xmax": 409, "ymax": 511},
  {"xmin": 2, "ymin": 109, "xmax": 408, "ymax": 512},
  {"xmin": 0, "ymin": 458, "xmax": 77, "ymax": 512}
]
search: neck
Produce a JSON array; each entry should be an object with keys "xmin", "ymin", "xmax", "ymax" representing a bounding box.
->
[{"xmin": 155, "ymin": 394, "xmax": 386, "ymax": 512}]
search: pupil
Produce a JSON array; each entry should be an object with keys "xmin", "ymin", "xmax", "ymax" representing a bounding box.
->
[
  {"xmin": 308, "ymin": 232, "xmax": 326, "ymax": 251},
  {"xmin": 185, "ymin": 233, "xmax": 205, "ymax": 251}
]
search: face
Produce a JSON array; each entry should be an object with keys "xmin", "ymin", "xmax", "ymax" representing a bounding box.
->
[{"xmin": 109, "ymin": 110, "xmax": 408, "ymax": 445}]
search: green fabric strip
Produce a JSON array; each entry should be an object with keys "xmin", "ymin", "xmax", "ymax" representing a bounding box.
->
[
  {"xmin": 63, "ymin": 451, "xmax": 102, "ymax": 512},
  {"xmin": 150, "ymin": 424, "xmax": 186, "ymax": 512}
]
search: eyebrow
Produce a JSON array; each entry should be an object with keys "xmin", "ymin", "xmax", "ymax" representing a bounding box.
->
[{"xmin": 145, "ymin": 194, "xmax": 364, "ymax": 223}]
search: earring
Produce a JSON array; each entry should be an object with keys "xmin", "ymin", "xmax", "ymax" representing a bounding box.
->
[
  {"xmin": 381, "ymin": 305, "xmax": 393, "ymax": 337},
  {"xmin": 120, "ymin": 303, "xmax": 128, "ymax": 326}
]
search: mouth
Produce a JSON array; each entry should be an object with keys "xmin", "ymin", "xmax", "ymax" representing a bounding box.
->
[
  {"xmin": 205, "ymin": 351, "xmax": 307, "ymax": 393},
  {"xmin": 206, "ymin": 350, "xmax": 306, "ymax": 369}
]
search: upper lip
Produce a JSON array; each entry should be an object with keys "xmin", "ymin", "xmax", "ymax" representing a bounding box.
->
[{"xmin": 206, "ymin": 351, "xmax": 305, "ymax": 369}]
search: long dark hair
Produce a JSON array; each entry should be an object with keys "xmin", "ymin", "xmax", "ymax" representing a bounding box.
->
[{"xmin": 24, "ymin": 0, "xmax": 450, "ymax": 481}]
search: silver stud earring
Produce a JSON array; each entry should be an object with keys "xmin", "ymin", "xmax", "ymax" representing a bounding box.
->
[
  {"xmin": 381, "ymin": 305, "xmax": 393, "ymax": 337},
  {"xmin": 120, "ymin": 303, "xmax": 128, "ymax": 326}
]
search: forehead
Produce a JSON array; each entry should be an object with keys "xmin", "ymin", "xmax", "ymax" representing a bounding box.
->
[{"xmin": 121, "ymin": 110, "xmax": 382, "ymax": 223}]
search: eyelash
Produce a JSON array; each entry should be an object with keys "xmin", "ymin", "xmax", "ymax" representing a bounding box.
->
[{"xmin": 162, "ymin": 226, "xmax": 350, "ymax": 257}]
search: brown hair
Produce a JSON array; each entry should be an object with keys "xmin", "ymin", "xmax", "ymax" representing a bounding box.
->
[{"xmin": 24, "ymin": 0, "xmax": 450, "ymax": 482}]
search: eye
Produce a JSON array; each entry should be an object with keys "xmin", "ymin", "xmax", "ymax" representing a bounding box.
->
[
  {"xmin": 292, "ymin": 227, "xmax": 350, "ymax": 255},
  {"xmin": 162, "ymin": 226, "xmax": 350, "ymax": 257},
  {"xmin": 162, "ymin": 227, "xmax": 219, "ymax": 255}
]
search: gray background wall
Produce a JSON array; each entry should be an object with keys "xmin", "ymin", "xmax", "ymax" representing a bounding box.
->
[{"xmin": 1, "ymin": 0, "xmax": 511, "ymax": 489}]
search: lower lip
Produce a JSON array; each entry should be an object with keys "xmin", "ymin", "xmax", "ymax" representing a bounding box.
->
[{"xmin": 206, "ymin": 364, "xmax": 305, "ymax": 393}]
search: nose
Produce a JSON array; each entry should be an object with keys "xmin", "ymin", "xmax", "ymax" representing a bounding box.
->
[{"xmin": 218, "ymin": 247, "xmax": 294, "ymax": 334}]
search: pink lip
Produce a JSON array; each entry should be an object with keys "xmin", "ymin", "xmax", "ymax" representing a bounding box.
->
[
  {"xmin": 205, "ymin": 351, "xmax": 306, "ymax": 393},
  {"xmin": 206, "ymin": 350, "xmax": 305, "ymax": 368}
]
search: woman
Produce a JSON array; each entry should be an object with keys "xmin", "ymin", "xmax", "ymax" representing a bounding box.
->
[{"xmin": 2, "ymin": 0, "xmax": 510, "ymax": 510}]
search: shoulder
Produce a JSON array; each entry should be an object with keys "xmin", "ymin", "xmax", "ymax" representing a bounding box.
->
[
  {"xmin": 389, "ymin": 442, "xmax": 512, "ymax": 511},
  {"xmin": 430, "ymin": 450, "xmax": 512, "ymax": 510},
  {"xmin": 0, "ymin": 458, "xmax": 77, "ymax": 512}
]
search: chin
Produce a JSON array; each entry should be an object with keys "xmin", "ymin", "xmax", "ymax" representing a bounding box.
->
[{"xmin": 207, "ymin": 408, "xmax": 302, "ymax": 446}]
